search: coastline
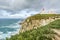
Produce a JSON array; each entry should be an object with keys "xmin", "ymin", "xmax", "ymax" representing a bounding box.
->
[{"xmin": 6, "ymin": 14, "xmax": 60, "ymax": 40}]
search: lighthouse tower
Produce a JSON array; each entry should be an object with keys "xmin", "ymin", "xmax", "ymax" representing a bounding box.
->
[
  {"xmin": 40, "ymin": 8, "xmax": 47, "ymax": 14},
  {"xmin": 40, "ymin": 8, "xmax": 56, "ymax": 14}
]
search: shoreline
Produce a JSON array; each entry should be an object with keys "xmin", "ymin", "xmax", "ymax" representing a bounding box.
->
[{"xmin": 0, "ymin": 19, "xmax": 22, "ymax": 40}]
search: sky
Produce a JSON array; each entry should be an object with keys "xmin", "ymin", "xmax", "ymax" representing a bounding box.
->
[{"xmin": 0, "ymin": 0, "xmax": 60, "ymax": 18}]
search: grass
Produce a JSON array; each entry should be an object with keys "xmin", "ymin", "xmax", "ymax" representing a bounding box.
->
[
  {"xmin": 25, "ymin": 14, "xmax": 60, "ymax": 22},
  {"xmin": 6, "ymin": 19, "xmax": 60, "ymax": 40},
  {"xmin": 47, "ymin": 19, "xmax": 60, "ymax": 29}
]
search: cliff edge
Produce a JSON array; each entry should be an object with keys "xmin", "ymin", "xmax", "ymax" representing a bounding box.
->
[
  {"xmin": 6, "ymin": 14, "xmax": 60, "ymax": 40},
  {"xmin": 20, "ymin": 14, "xmax": 60, "ymax": 32}
]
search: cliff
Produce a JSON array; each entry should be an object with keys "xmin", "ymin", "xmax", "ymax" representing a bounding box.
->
[
  {"xmin": 6, "ymin": 17, "xmax": 60, "ymax": 40},
  {"xmin": 20, "ymin": 14, "xmax": 60, "ymax": 32},
  {"xmin": 6, "ymin": 9, "xmax": 60, "ymax": 40},
  {"xmin": 6, "ymin": 14, "xmax": 60, "ymax": 40}
]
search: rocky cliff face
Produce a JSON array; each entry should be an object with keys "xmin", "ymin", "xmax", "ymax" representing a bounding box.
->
[{"xmin": 20, "ymin": 14, "xmax": 60, "ymax": 33}]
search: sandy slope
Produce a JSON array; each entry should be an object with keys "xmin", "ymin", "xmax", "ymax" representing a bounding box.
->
[{"xmin": 52, "ymin": 29, "xmax": 60, "ymax": 40}]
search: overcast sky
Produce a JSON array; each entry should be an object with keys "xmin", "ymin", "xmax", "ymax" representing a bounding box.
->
[{"xmin": 0, "ymin": 0, "xmax": 60, "ymax": 18}]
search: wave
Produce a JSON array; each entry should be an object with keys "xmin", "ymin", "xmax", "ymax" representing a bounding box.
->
[
  {"xmin": 1, "ymin": 20, "xmax": 21, "ymax": 28},
  {"xmin": 0, "ymin": 20, "xmax": 21, "ymax": 40}
]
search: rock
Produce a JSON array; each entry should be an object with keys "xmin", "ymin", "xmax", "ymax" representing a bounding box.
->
[{"xmin": 20, "ymin": 14, "xmax": 60, "ymax": 33}]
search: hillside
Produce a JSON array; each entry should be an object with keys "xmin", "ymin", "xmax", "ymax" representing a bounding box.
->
[
  {"xmin": 20, "ymin": 14, "xmax": 60, "ymax": 32},
  {"xmin": 25, "ymin": 14, "xmax": 60, "ymax": 20},
  {"xmin": 6, "ymin": 14, "xmax": 60, "ymax": 40},
  {"xmin": 6, "ymin": 19, "xmax": 60, "ymax": 40}
]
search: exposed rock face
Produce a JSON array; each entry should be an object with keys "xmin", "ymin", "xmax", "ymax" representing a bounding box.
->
[{"xmin": 20, "ymin": 16, "xmax": 60, "ymax": 33}]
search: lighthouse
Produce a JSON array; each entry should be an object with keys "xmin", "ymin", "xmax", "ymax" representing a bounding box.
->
[
  {"xmin": 40, "ymin": 8, "xmax": 47, "ymax": 14},
  {"xmin": 40, "ymin": 8, "xmax": 56, "ymax": 14}
]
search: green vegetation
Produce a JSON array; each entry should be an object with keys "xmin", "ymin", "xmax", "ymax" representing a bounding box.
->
[
  {"xmin": 6, "ymin": 19, "xmax": 60, "ymax": 40},
  {"xmin": 47, "ymin": 19, "xmax": 60, "ymax": 29},
  {"xmin": 25, "ymin": 14, "xmax": 60, "ymax": 22}
]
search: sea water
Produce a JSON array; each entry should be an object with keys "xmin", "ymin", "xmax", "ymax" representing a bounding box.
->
[{"xmin": 0, "ymin": 18, "xmax": 23, "ymax": 40}]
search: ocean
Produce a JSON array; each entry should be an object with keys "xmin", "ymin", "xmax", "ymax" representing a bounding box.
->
[{"xmin": 0, "ymin": 18, "xmax": 23, "ymax": 40}]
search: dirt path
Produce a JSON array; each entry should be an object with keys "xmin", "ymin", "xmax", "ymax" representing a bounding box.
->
[{"xmin": 52, "ymin": 29, "xmax": 60, "ymax": 40}]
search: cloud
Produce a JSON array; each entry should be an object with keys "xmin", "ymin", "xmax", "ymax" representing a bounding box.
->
[
  {"xmin": 0, "ymin": 0, "xmax": 60, "ymax": 11},
  {"xmin": 0, "ymin": 0, "xmax": 43, "ymax": 11},
  {"xmin": 0, "ymin": 9, "xmax": 39, "ymax": 18},
  {"xmin": 0, "ymin": 8, "xmax": 60, "ymax": 18},
  {"xmin": 0, "ymin": 0, "xmax": 60, "ymax": 18},
  {"xmin": 42, "ymin": 0, "xmax": 60, "ymax": 9}
]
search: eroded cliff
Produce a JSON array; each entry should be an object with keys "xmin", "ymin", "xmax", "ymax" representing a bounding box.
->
[{"xmin": 20, "ymin": 14, "xmax": 60, "ymax": 32}]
